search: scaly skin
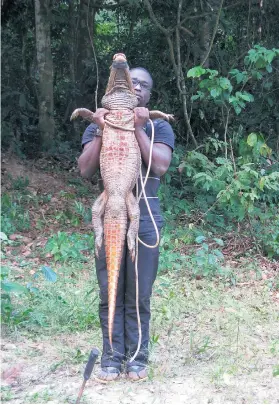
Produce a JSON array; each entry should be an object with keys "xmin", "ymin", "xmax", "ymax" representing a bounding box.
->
[
  {"xmin": 98, "ymin": 109, "xmax": 141, "ymax": 349},
  {"xmin": 71, "ymin": 53, "xmax": 173, "ymax": 351}
]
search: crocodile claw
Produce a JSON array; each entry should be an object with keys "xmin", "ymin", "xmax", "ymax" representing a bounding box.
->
[
  {"xmin": 166, "ymin": 114, "xmax": 175, "ymax": 122},
  {"xmin": 95, "ymin": 235, "xmax": 103, "ymax": 257},
  {"xmin": 127, "ymin": 235, "xmax": 136, "ymax": 262},
  {"xmin": 70, "ymin": 109, "xmax": 79, "ymax": 121}
]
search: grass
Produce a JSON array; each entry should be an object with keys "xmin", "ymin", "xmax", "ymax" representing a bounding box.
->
[
  {"xmin": 1, "ymin": 256, "xmax": 278, "ymax": 403},
  {"xmin": 150, "ymin": 271, "xmax": 279, "ymax": 386},
  {"xmin": 2, "ymin": 260, "xmax": 100, "ymax": 335}
]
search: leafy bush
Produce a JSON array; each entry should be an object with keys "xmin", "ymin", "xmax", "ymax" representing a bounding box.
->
[{"xmin": 250, "ymin": 205, "xmax": 279, "ymax": 259}]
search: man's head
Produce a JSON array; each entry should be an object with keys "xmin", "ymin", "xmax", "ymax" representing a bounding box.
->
[{"xmin": 130, "ymin": 67, "xmax": 153, "ymax": 107}]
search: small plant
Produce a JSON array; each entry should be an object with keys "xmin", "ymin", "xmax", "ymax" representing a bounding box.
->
[
  {"xmin": 53, "ymin": 209, "xmax": 80, "ymax": 227},
  {"xmin": 273, "ymin": 365, "xmax": 279, "ymax": 377},
  {"xmin": 1, "ymin": 265, "xmax": 29, "ymax": 323},
  {"xmin": 192, "ymin": 235, "xmax": 224, "ymax": 277},
  {"xmin": 44, "ymin": 231, "xmax": 94, "ymax": 262},
  {"xmin": 10, "ymin": 175, "xmax": 29, "ymax": 190},
  {"xmin": 67, "ymin": 177, "xmax": 91, "ymax": 196},
  {"xmin": 159, "ymin": 225, "xmax": 185, "ymax": 273},
  {"xmin": 25, "ymin": 389, "xmax": 53, "ymax": 404},
  {"xmin": 1, "ymin": 192, "xmax": 31, "ymax": 234},
  {"xmin": 189, "ymin": 332, "xmax": 214, "ymax": 360},
  {"xmin": 1, "ymin": 386, "xmax": 13, "ymax": 402},
  {"xmin": 73, "ymin": 201, "xmax": 92, "ymax": 224}
]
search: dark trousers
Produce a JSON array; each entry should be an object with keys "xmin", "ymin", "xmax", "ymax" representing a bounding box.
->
[{"xmin": 95, "ymin": 217, "xmax": 164, "ymax": 370}]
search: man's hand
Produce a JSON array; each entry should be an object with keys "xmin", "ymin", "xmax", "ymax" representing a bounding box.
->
[
  {"xmin": 134, "ymin": 107, "xmax": 149, "ymax": 129},
  {"xmin": 93, "ymin": 108, "xmax": 109, "ymax": 130}
]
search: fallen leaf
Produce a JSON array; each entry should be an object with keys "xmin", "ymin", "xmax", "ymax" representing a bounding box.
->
[
  {"xmin": 9, "ymin": 234, "xmax": 22, "ymax": 241},
  {"xmin": 2, "ymin": 365, "xmax": 23, "ymax": 384},
  {"xmin": 22, "ymin": 250, "xmax": 32, "ymax": 257},
  {"xmin": 22, "ymin": 237, "xmax": 33, "ymax": 244}
]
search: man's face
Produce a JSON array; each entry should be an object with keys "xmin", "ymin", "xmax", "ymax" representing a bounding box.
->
[{"xmin": 130, "ymin": 68, "xmax": 152, "ymax": 107}]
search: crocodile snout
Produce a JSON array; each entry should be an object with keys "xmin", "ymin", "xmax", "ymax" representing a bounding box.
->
[{"xmin": 113, "ymin": 53, "xmax": 127, "ymax": 63}]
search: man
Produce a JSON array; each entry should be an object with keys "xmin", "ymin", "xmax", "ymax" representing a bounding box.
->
[{"xmin": 78, "ymin": 67, "xmax": 174, "ymax": 382}]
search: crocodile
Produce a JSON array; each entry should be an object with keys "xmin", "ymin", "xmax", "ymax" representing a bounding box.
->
[{"xmin": 71, "ymin": 53, "xmax": 173, "ymax": 351}]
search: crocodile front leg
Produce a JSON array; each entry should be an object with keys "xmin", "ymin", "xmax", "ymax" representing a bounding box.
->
[
  {"xmin": 149, "ymin": 110, "xmax": 174, "ymax": 122},
  {"xmin": 70, "ymin": 108, "xmax": 95, "ymax": 122},
  {"xmin": 92, "ymin": 191, "xmax": 108, "ymax": 257},
  {"xmin": 126, "ymin": 191, "xmax": 140, "ymax": 262}
]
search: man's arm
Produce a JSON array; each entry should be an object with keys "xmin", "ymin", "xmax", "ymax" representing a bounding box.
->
[
  {"xmin": 135, "ymin": 127, "xmax": 172, "ymax": 176},
  {"xmin": 134, "ymin": 107, "xmax": 173, "ymax": 176},
  {"xmin": 78, "ymin": 137, "xmax": 102, "ymax": 178},
  {"xmin": 78, "ymin": 108, "xmax": 109, "ymax": 179}
]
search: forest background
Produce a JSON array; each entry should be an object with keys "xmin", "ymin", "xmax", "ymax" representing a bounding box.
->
[{"xmin": 1, "ymin": 1, "xmax": 279, "ymax": 403}]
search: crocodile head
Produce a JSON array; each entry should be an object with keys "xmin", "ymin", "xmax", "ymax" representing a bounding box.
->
[{"xmin": 102, "ymin": 53, "xmax": 138, "ymax": 110}]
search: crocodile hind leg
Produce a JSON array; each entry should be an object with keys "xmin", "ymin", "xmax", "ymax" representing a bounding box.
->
[
  {"xmin": 149, "ymin": 110, "xmax": 174, "ymax": 122},
  {"xmin": 92, "ymin": 191, "xmax": 108, "ymax": 257},
  {"xmin": 126, "ymin": 192, "xmax": 140, "ymax": 262}
]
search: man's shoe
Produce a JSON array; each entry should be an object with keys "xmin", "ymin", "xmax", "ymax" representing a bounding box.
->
[
  {"xmin": 94, "ymin": 366, "xmax": 120, "ymax": 383},
  {"xmin": 127, "ymin": 365, "xmax": 148, "ymax": 382}
]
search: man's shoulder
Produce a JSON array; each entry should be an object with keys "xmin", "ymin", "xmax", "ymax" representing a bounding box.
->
[
  {"xmin": 146, "ymin": 118, "xmax": 175, "ymax": 150},
  {"xmin": 147, "ymin": 118, "xmax": 173, "ymax": 131},
  {"xmin": 82, "ymin": 123, "xmax": 99, "ymax": 146},
  {"xmin": 85, "ymin": 123, "xmax": 98, "ymax": 132}
]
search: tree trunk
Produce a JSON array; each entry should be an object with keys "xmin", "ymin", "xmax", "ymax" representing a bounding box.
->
[
  {"xmin": 200, "ymin": 18, "xmax": 211, "ymax": 68},
  {"xmin": 76, "ymin": 0, "xmax": 94, "ymax": 105},
  {"xmin": 34, "ymin": 0, "xmax": 54, "ymax": 150}
]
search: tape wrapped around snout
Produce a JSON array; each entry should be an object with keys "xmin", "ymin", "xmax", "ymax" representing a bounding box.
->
[{"xmin": 112, "ymin": 61, "xmax": 129, "ymax": 70}]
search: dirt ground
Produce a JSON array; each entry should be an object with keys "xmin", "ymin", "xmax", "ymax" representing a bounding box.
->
[{"xmin": 1, "ymin": 328, "xmax": 279, "ymax": 404}]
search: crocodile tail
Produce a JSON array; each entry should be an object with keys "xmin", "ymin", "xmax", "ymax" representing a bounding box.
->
[{"xmin": 103, "ymin": 199, "xmax": 127, "ymax": 350}]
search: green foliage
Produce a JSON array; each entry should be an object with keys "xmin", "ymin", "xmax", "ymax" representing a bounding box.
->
[
  {"xmin": 250, "ymin": 206, "xmax": 279, "ymax": 259},
  {"xmin": 67, "ymin": 178, "xmax": 92, "ymax": 197},
  {"xmin": 182, "ymin": 52, "xmax": 279, "ymax": 229},
  {"xmin": 10, "ymin": 175, "xmax": 30, "ymax": 190},
  {"xmin": 188, "ymin": 46, "xmax": 278, "ymax": 116},
  {"xmin": 2, "ymin": 262, "xmax": 99, "ymax": 333},
  {"xmin": 161, "ymin": 132, "xmax": 278, "ymax": 259},
  {"xmin": 40, "ymin": 266, "xmax": 57, "ymax": 283},
  {"xmin": 244, "ymin": 45, "xmax": 279, "ymax": 70},
  {"xmin": 192, "ymin": 235, "xmax": 224, "ymax": 277},
  {"xmin": 2, "ymin": 0, "xmax": 279, "ymax": 156},
  {"xmin": 1, "ymin": 266, "xmax": 29, "ymax": 323},
  {"xmin": 52, "ymin": 209, "xmax": 81, "ymax": 227},
  {"xmin": 273, "ymin": 365, "xmax": 279, "ymax": 377},
  {"xmin": 187, "ymin": 64, "xmax": 254, "ymax": 115},
  {"xmin": 239, "ymin": 132, "xmax": 272, "ymax": 164},
  {"xmin": 1, "ymin": 192, "xmax": 31, "ymax": 234},
  {"xmin": 44, "ymin": 231, "xmax": 94, "ymax": 262},
  {"xmin": 1, "ymin": 265, "xmax": 58, "ymax": 325},
  {"xmin": 179, "ymin": 146, "xmax": 279, "ymax": 221},
  {"xmin": 159, "ymin": 224, "xmax": 185, "ymax": 273},
  {"xmin": 73, "ymin": 201, "xmax": 92, "ymax": 225}
]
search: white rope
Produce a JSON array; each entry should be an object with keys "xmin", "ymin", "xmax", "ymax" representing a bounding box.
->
[
  {"xmin": 128, "ymin": 119, "xmax": 160, "ymax": 364},
  {"xmin": 104, "ymin": 119, "xmax": 134, "ymax": 132}
]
